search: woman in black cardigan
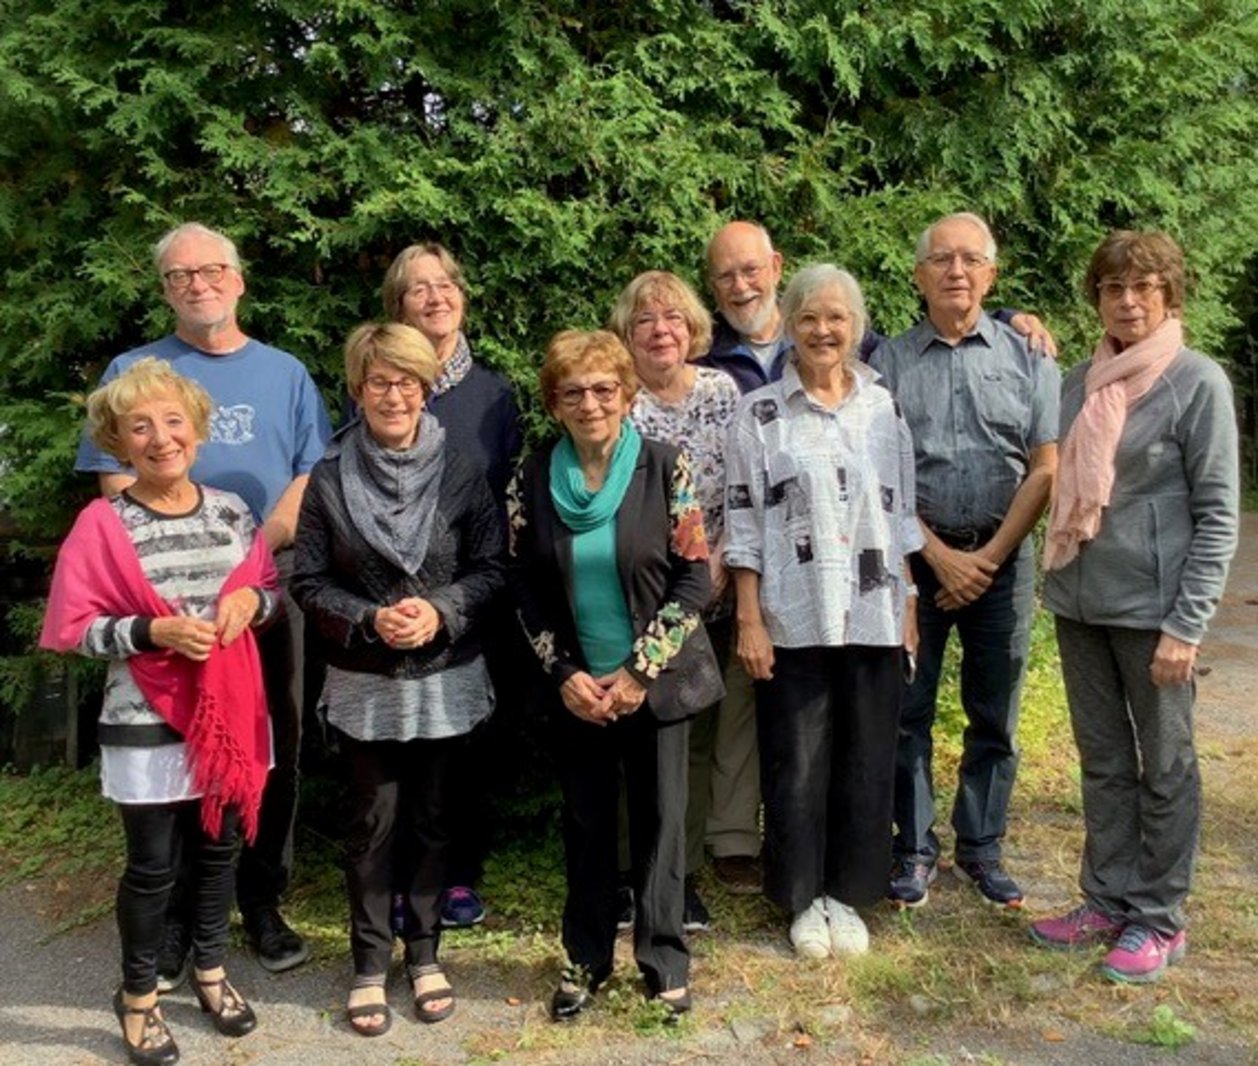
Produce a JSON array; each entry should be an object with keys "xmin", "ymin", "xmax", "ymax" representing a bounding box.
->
[
  {"xmin": 508, "ymin": 329, "xmax": 721, "ymax": 1021},
  {"xmin": 292, "ymin": 323, "xmax": 503, "ymax": 1036}
]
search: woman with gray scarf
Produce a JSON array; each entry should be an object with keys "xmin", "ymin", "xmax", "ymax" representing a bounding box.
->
[{"xmin": 292, "ymin": 323, "xmax": 504, "ymax": 1036}]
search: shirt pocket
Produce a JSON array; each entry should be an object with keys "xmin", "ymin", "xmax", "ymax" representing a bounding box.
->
[{"xmin": 973, "ymin": 371, "xmax": 1026, "ymax": 433}]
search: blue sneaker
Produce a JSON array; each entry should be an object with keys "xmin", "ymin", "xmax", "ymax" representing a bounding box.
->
[
  {"xmin": 441, "ymin": 886, "xmax": 486, "ymax": 927},
  {"xmin": 953, "ymin": 858, "xmax": 1025, "ymax": 908}
]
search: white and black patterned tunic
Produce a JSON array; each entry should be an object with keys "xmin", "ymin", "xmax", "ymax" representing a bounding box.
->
[
  {"xmin": 79, "ymin": 487, "xmax": 275, "ymax": 804},
  {"xmin": 724, "ymin": 360, "xmax": 924, "ymax": 648}
]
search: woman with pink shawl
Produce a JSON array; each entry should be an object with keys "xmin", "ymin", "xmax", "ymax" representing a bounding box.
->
[
  {"xmin": 1030, "ymin": 232, "xmax": 1239, "ymax": 984},
  {"xmin": 40, "ymin": 358, "xmax": 278, "ymax": 1066}
]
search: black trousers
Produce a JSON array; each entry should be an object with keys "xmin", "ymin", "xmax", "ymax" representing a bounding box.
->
[
  {"xmin": 237, "ymin": 550, "xmax": 304, "ymax": 916},
  {"xmin": 338, "ymin": 729, "xmax": 465, "ymax": 977},
  {"xmin": 756, "ymin": 645, "xmax": 902, "ymax": 914},
  {"xmin": 117, "ymin": 801, "xmax": 239, "ymax": 995},
  {"xmin": 554, "ymin": 705, "xmax": 689, "ymax": 996}
]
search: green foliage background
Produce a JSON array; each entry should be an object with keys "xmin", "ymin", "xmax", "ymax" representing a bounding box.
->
[{"xmin": 1, "ymin": 0, "xmax": 1255, "ymax": 528}]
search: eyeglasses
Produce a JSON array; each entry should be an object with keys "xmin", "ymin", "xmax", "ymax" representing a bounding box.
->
[
  {"xmin": 163, "ymin": 263, "xmax": 232, "ymax": 289},
  {"xmin": 407, "ymin": 280, "xmax": 458, "ymax": 299},
  {"xmin": 921, "ymin": 251, "xmax": 991, "ymax": 271},
  {"xmin": 553, "ymin": 381, "xmax": 621, "ymax": 408},
  {"xmin": 363, "ymin": 375, "xmax": 423, "ymax": 397},
  {"xmin": 710, "ymin": 262, "xmax": 769, "ymax": 289},
  {"xmin": 1098, "ymin": 278, "xmax": 1162, "ymax": 301}
]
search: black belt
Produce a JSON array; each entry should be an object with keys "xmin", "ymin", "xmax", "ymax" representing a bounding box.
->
[{"xmin": 933, "ymin": 527, "xmax": 996, "ymax": 551}]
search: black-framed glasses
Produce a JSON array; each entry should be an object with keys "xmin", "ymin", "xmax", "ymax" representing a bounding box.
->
[
  {"xmin": 162, "ymin": 263, "xmax": 232, "ymax": 289},
  {"xmin": 554, "ymin": 381, "xmax": 621, "ymax": 408}
]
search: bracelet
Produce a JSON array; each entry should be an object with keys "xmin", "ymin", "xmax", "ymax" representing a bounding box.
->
[{"xmin": 905, "ymin": 583, "xmax": 919, "ymax": 598}]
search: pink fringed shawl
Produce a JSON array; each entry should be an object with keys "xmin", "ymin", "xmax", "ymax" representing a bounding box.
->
[{"xmin": 40, "ymin": 498, "xmax": 277, "ymax": 842}]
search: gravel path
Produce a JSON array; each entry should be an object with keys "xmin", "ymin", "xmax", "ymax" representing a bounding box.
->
[{"xmin": 2, "ymin": 515, "xmax": 1255, "ymax": 1065}]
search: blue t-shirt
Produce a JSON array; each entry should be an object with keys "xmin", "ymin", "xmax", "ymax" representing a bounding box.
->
[{"xmin": 75, "ymin": 335, "xmax": 332, "ymax": 521}]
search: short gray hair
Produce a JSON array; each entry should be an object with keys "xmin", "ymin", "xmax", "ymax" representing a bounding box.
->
[
  {"xmin": 152, "ymin": 222, "xmax": 243, "ymax": 275},
  {"xmin": 780, "ymin": 263, "xmax": 868, "ymax": 354},
  {"xmin": 914, "ymin": 212, "xmax": 997, "ymax": 263}
]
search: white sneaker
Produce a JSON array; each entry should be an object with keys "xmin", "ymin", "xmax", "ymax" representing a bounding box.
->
[
  {"xmin": 824, "ymin": 897, "xmax": 869, "ymax": 956},
  {"xmin": 789, "ymin": 898, "xmax": 831, "ymax": 959}
]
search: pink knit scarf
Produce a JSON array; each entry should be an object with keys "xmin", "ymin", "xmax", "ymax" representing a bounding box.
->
[
  {"xmin": 40, "ymin": 497, "xmax": 277, "ymax": 841},
  {"xmin": 1043, "ymin": 317, "xmax": 1183, "ymax": 571}
]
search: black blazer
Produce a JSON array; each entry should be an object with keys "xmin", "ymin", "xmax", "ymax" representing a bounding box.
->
[{"xmin": 508, "ymin": 436, "xmax": 722, "ymax": 722}]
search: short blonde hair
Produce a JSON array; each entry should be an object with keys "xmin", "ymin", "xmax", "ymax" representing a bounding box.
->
[
  {"xmin": 539, "ymin": 330, "xmax": 638, "ymax": 415},
  {"xmin": 344, "ymin": 322, "xmax": 441, "ymax": 400},
  {"xmin": 606, "ymin": 271, "xmax": 713, "ymax": 360},
  {"xmin": 85, "ymin": 357, "xmax": 213, "ymax": 462},
  {"xmin": 381, "ymin": 242, "xmax": 468, "ymax": 322}
]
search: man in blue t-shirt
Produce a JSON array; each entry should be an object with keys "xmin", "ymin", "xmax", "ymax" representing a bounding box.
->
[{"xmin": 76, "ymin": 222, "xmax": 332, "ymax": 977}]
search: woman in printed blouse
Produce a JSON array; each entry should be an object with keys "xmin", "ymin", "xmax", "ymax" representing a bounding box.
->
[
  {"xmin": 508, "ymin": 329, "xmax": 720, "ymax": 1021},
  {"xmin": 608, "ymin": 270, "xmax": 743, "ymax": 930},
  {"xmin": 41, "ymin": 358, "xmax": 276, "ymax": 1066},
  {"xmin": 292, "ymin": 323, "xmax": 503, "ymax": 1036},
  {"xmin": 724, "ymin": 264, "xmax": 923, "ymax": 960}
]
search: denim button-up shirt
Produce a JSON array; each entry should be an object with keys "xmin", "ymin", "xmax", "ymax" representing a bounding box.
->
[{"xmin": 868, "ymin": 312, "xmax": 1060, "ymax": 533}]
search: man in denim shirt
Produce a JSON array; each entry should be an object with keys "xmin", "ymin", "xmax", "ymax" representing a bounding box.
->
[{"xmin": 869, "ymin": 212, "xmax": 1059, "ymax": 909}]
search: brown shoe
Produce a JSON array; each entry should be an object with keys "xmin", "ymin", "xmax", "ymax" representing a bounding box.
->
[{"xmin": 712, "ymin": 854, "xmax": 762, "ymax": 895}]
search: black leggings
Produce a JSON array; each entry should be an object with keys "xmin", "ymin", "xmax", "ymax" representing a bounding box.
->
[{"xmin": 116, "ymin": 801, "xmax": 238, "ymax": 995}]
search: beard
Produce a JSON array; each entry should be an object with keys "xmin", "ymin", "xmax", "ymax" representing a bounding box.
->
[{"xmin": 725, "ymin": 292, "xmax": 779, "ymax": 339}]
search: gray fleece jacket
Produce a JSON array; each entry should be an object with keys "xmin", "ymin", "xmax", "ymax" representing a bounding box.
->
[{"xmin": 1043, "ymin": 347, "xmax": 1239, "ymax": 644}]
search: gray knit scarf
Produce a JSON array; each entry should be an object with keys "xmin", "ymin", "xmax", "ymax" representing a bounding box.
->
[{"xmin": 339, "ymin": 413, "xmax": 446, "ymax": 575}]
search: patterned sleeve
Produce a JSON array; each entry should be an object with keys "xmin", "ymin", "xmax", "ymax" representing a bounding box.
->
[
  {"xmin": 722, "ymin": 397, "xmax": 767, "ymax": 573},
  {"xmin": 895, "ymin": 404, "xmax": 926, "ymax": 557},
  {"xmin": 506, "ymin": 460, "xmax": 582, "ymax": 685},
  {"xmin": 626, "ymin": 451, "xmax": 711, "ymax": 684}
]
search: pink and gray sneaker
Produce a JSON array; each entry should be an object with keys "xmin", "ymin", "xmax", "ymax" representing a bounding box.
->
[
  {"xmin": 1099, "ymin": 924, "xmax": 1186, "ymax": 984},
  {"xmin": 1029, "ymin": 903, "xmax": 1124, "ymax": 950}
]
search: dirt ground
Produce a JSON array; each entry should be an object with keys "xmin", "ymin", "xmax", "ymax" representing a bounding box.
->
[{"xmin": 1, "ymin": 516, "xmax": 1254, "ymax": 1066}]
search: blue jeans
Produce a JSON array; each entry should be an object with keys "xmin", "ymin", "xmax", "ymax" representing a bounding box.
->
[{"xmin": 893, "ymin": 538, "xmax": 1035, "ymax": 864}]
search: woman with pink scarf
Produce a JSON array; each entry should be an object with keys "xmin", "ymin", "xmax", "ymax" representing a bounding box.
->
[
  {"xmin": 41, "ymin": 358, "xmax": 277, "ymax": 1065},
  {"xmin": 1030, "ymin": 232, "xmax": 1239, "ymax": 984}
]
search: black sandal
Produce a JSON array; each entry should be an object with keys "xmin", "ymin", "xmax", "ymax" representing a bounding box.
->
[
  {"xmin": 112, "ymin": 987, "xmax": 180, "ymax": 1066},
  {"xmin": 407, "ymin": 962, "xmax": 455, "ymax": 1024},
  {"xmin": 192, "ymin": 973, "xmax": 257, "ymax": 1037}
]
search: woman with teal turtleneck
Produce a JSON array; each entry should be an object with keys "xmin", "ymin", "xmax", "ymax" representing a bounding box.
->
[{"xmin": 508, "ymin": 330, "xmax": 721, "ymax": 1023}]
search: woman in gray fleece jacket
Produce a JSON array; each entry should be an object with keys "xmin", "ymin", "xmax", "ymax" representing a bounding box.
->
[{"xmin": 1030, "ymin": 231, "xmax": 1239, "ymax": 984}]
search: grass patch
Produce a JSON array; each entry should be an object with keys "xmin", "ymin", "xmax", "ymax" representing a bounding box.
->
[{"xmin": 2, "ymin": 604, "xmax": 1255, "ymax": 1062}]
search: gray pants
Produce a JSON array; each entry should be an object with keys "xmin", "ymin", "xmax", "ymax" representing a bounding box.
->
[{"xmin": 1055, "ymin": 617, "xmax": 1199, "ymax": 936}]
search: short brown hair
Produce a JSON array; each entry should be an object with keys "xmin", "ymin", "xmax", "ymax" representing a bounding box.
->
[
  {"xmin": 606, "ymin": 271, "xmax": 713, "ymax": 360},
  {"xmin": 85, "ymin": 357, "xmax": 213, "ymax": 461},
  {"xmin": 343, "ymin": 322, "xmax": 440, "ymax": 400},
  {"xmin": 380, "ymin": 242, "xmax": 468, "ymax": 322},
  {"xmin": 1083, "ymin": 230, "xmax": 1186, "ymax": 311},
  {"xmin": 539, "ymin": 330, "xmax": 638, "ymax": 415}
]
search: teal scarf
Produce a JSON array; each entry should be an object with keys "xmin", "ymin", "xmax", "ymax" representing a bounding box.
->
[{"xmin": 549, "ymin": 421, "xmax": 642, "ymax": 533}]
